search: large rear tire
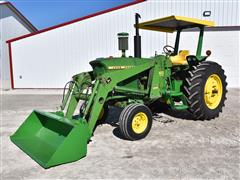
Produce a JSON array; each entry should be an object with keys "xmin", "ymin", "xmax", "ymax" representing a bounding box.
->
[{"xmin": 183, "ymin": 61, "xmax": 227, "ymax": 120}]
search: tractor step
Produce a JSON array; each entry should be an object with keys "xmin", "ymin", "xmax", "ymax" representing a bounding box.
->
[
  {"xmin": 170, "ymin": 91, "xmax": 183, "ymax": 96},
  {"xmin": 174, "ymin": 104, "xmax": 188, "ymax": 110}
]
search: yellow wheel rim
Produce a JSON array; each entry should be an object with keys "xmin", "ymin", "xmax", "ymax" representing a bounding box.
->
[
  {"xmin": 132, "ymin": 112, "xmax": 148, "ymax": 134},
  {"xmin": 204, "ymin": 74, "xmax": 223, "ymax": 109}
]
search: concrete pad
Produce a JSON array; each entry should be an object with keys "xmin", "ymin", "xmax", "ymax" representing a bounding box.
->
[
  {"xmin": 1, "ymin": 89, "xmax": 239, "ymax": 179},
  {"xmin": 1, "ymin": 89, "xmax": 63, "ymax": 95}
]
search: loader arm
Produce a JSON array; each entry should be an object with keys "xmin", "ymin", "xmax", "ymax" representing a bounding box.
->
[
  {"xmin": 88, "ymin": 61, "xmax": 154, "ymax": 133},
  {"xmin": 62, "ymin": 61, "xmax": 155, "ymax": 134}
]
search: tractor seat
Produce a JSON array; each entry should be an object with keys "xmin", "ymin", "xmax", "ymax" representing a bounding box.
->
[{"xmin": 170, "ymin": 50, "xmax": 189, "ymax": 65}]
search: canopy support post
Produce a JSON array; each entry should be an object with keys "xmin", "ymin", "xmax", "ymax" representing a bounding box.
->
[
  {"xmin": 174, "ymin": 29, "xmax": 181, "ymax": 55},
  {"xmin": 196, "ymin": 26, "xmax": 204, "ymax": 57}
]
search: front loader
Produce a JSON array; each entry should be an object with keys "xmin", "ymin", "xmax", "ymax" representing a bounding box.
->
[{"xmin": 11, "ymin": 14, "xmax": 227, "ymax": 168}]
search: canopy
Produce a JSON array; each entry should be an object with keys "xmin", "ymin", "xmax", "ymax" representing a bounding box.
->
[{"xmin": 137, "ymin": 15, "xmax": 215, "ymax": 33}]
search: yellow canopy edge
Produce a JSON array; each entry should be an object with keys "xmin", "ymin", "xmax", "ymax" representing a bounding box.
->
[{"xmin": 137, "ymin": 15, "xmax": 215, "ymax": 33}]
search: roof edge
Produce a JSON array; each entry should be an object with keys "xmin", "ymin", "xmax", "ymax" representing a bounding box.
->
[
  {"xmin": 137, "ymin": 15, "xmax": 215, "ymax": 33},
  {"xmin": 1, "ymin": 1, "xmax": 38, "ymax": 32},
  {"xmin": 6, "ymin": 0, "xmax": 146, "ymax": 43}
]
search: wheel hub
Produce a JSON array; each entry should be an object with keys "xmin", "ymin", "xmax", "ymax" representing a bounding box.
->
[
  {"xmin": 204, "ymin": 74, "xmax": 223, "ymax": 109},
  {"xmin": 132, "ymin": 112, "xmax": 148, "ymax": 134}
]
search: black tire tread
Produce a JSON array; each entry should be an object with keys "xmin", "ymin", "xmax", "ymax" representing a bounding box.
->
[
  {"xmin": 119, "ymin": 104, "xmax": 136, "ymax": 140},
  {"xmin": 183, "ymin": 61, "xmax": 227, "ymax": 120},
  {"xmin": 119, "ymin": 103, "xmax": 152, "ymax": 140}
]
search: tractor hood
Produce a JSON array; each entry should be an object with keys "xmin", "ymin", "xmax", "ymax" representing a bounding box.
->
[{"xmin": 90, "ymin": 57, "xmax": 151, "ymax": 71}]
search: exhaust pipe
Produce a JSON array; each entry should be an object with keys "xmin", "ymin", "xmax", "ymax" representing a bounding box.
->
[{"xmin": 134, "ymin": 13, "xmax": 141, "ymax": 58}]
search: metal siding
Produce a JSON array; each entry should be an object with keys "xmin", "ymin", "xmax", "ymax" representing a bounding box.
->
[
  {"xmin": 0, "ymin": 4, "xmax": 33, "ymax": 89},
  {"xmin": 10, "ymin": 0, "xmax": 239, "ymax": 88}
]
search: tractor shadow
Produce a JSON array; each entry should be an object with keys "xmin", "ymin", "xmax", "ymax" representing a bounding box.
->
[
  {"xmin": 103, "ymin": 106, "xmax": 127, "ymax": 140},
  {"xmin": 148, "ymin": 100, "xmax": 194, "ymax": 120},
  {"xmin": 103, "ymin": 102, "xmax": 194, "ymax": 140}
]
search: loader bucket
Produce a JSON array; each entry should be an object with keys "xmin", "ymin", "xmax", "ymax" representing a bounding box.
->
[{"xmin": 10, "ymin": 110, "xmax": 91, "ymax": 168}]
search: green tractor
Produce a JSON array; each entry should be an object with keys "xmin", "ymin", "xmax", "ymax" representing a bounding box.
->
[{"xmin": 11, "ymin": 14, "xmax": 227, "ymax": 168}]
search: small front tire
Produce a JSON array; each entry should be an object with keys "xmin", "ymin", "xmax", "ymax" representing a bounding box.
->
[{"xmin": 119, "ymin": 104, "xmax": 152, "ymax": 140}]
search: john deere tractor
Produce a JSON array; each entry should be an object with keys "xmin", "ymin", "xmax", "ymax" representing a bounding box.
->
[{"xmin": 11, "ymin": 14, "xmax": 227, "ymax": 168}]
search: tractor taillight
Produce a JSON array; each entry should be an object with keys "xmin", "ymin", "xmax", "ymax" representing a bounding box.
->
[{"xmin": 206, "ymin": 50, "xmax": 211, "ymax": 56}]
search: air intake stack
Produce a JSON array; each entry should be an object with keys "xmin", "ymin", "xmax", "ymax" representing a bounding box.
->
[{"xmin": 118, "ymin": 32, "xmax": 129, "ymax": 57}]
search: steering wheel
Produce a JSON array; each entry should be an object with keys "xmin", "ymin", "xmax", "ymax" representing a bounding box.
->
[{"xmin": 163, "ymin": 45, "xmax": 175, "ymax": 55}]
